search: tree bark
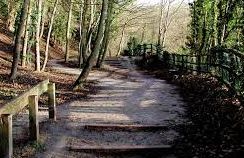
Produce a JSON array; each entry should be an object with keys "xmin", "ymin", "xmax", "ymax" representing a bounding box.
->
[
  {"xmin": 6, "ymin": 0, "xmax": 16, "ymax": 31},
  {"xmin": 73, "ymin": 0, "xmax": 109, "ymax": 89},
  {"xmin": 212, "ymin": 0, "xmax": 218, "ymax": 47},
  {"xmin": 158, "ymin": 0, "xmax": 165, "ymax": 46},
  {"xmin": 78, "ymin": 1, "xmax": 84, "ymax": 67},
  {"xmin": 21, "ymin": 0, "xmax": 32, "ymax": 67},
  {"xmin": 79, "ymin": 0, "xmax": 90, "ymax": 66},
  {"xmin": 65, "ymin": 0, "xmax": 73, "ymax": 63},
  {"xmin": 10, "ymin": 0, "xmax": 30, "ymax": 80},
  {"xmin": 40, "ymin": 0, "xmax": 46, "ymax": 38},
  {"xmin": 96, "ymin": 0, "xmax": 113, "ymax": 68},
  {"xmin": 85, "ymin": 0, "xmax": 95, "ymax": 56},
  {"xmin": 117, "ymin": 24, "xmax": 126, "ymax": 57},
  {"xmin": 41, "ymin": 0, "xmax": 59, "ymax": 71},
  {"xmin": 35, "ymin": 0, "xmax": 43, "ymax": 72}
]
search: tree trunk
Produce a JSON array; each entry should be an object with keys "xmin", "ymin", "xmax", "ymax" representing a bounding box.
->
[
  {"xmin": 85, "ymin": 0, "xmax": 95, "ymax": 56},
  {"xmin": 10, "ymin": 0, "xmax": 30, "ymax": 80},
  {"xmin": 40, "ymin": 0, "xmax": 46, "ymax": 38},
  {"xmin": 65, "ymin": 0, "xmax": 73, "ymax": 63},
  {"xmin": 78, "ymin": 1, "xmax": 84, "ymax": 67},
  {"xmin": 141, "ymin": 24, "xmax": 146, "ymax": 43},
  {"xmin": 41, "ymin": 0, "xmax": 59, "ymax": 71},
  {"xmin": 96, "ymin": 0, "xmax": 113, "ymax": 68},
  {"xmin": 73, "ymin": 0, "xmax": 109, "ymax": 89},
  {"xmin": 212, "ymin": 0, "xmax": 218, "ymax": 47},
  {"xmin": 21, "ymin": 0, "xmax": 32, "ymax": 67},
  {"xmin": 117, "ymin": 24, "xmax": 126, "ymax": 56},
  {"xmin": 79, "ymin": 0, "xmax": 90, "ymax": 66},
  {"xmin": 6, "ymin": 0, "xmax": 16, "ymax": 31},
  {"xmin": 35, "ymin": 0, "xmax": 43, "ymax": 72},
  {"xmin": 158, "ymin": 0, "xmax": 164, "ymax": 45}
]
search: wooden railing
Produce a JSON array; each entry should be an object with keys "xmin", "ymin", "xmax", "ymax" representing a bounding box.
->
[
  {"xmin": 133, "ymin": 44, "xmax": 244, "ymax": 99},
  {"xmin": 0, "ymin": 80, "xmax": 56, "ymax": 158},
  {"xmin": 124, "ymin": 44, "xmax": 158, "ymax": 56}
]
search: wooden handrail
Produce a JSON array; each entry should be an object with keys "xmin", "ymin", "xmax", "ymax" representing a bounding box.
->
[
  {"xmin": 0, "ymin": 79, "xmax": 56, "ymax": 158},
  {"xmin": 136, "ymin": 44, "xmax": 243, "ymax": 99},
  {"xmin": 0, "ymin": 80, "xmax": 49, "ymax": 115}
]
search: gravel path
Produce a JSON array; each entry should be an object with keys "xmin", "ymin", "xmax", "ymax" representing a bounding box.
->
[{"xmin": 35, "ymin": 57, "xmax": 186, "ymax": 158}]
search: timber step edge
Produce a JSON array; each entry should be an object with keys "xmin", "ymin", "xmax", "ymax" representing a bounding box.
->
[
  {"xmin": 68, "ymin": 145, "xmax": 172, "ymax": 154},
  {"xmin": 83, "ymin": 124, "xmax": 170, "ymax": 131}
]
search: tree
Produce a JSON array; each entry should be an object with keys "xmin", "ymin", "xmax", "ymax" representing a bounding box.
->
[
  {"xmin": 10, "ymin": 0, "xmax": 30, "ymax": 80},
  {"xmin": 73, "ymin": 0, "xmax": 109, "ymax": 89},
  {"xmin": 42, "ymin": 0, "xmax": 59, "ymax": 71},
  {"xmin": 35, "ymin": 0, "xmax": 43, "ymax": 72},
  {"xmin": 158, "ymin": 0, "xmax": 184, "ymax": 48},
  {"xmin": 78, "ymin": 0, "xmax": 84, "ymax": 67},
  {"xmin": 21, "ymin": 0, "xmax": 32, "ymax": 67},
  {"xmin": 187, "ymin": 0, "xmax": 243, "ymax": 53},
  {"xmin": 39, "ymin": 0, "xmax": 46, "ymax": 38},
  {"xmin": 78, "ymin": 0, "xmax": 91, "ymax": 67},
  {"xmin": 65, "ymin": 0, "xmax": 73, "ymax": 63},
  {"xmin": 96, "ymin": 0, "xmax": 114, "ymax": 67},
  {"xmin": 6, "ymin": 0, "xmax": 18, "ymax": 31}
]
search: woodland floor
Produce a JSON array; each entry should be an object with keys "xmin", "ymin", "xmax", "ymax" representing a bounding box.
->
[{"xmin": 26, "ymin": 57, "xmax": 185, "ymax": 158}]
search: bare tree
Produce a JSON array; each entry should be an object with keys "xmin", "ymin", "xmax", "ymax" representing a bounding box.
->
[{"xmin": 158, "ymin": 0, "xmax": 184, "ymax": 47}]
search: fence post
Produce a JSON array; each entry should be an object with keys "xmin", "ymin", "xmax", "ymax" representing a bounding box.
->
[
  {"xmin": 0, "ymin": 114, "xmax": 13, "ymax": 158},
  {"xmin": 181, "ymin": 55, "xmax": 184, "ymax": 70},
  {"xmin": 29, "ymin": 95, "xmax": 39, "ymax": 141},
  {"xmin": 172, "ymin": 54, "xmax": 176, "ymax": 69},
  {"xmin": 197, "ymin": 54, "xmax": 201, "ymax": 73},
  {"xmin": 48, "ymin": 83, "xmax": 56, "ymax": 121}
]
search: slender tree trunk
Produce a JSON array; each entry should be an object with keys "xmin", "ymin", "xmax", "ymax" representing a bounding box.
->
[
  {"xmin": 6, "ymin": 0, "xmax": 16, "ymax": 31},
  {"xmin": 21, "ymin": 0, "xmax": 32, "ymax": 67},
  {"xmin": 217, "ymin": 0, "xmax": 223, "ymax": 45},
  {"xmin": 35, "ymin": 0, "xmax": 43, "ymax": 72},
  {"xmin": 65, "ymin": 0, "xmax": 73, "ymax": 63},
  {"xmin": 78, "ymin": 1, "xmax": 84, "ymax": 67},
  {"xmin": 10, "ymin": 0, "xmax": 30, "ymax": 80},
  {"xmin": 41, "ymin": 0, "xmax": 59, "ymax": 71},
  {"xmin": 158, "ymin": 0, "xmax": 164, "ymax": 45},
  {"xmin": 141, "ymin": 24, "xmax": 146, "ymax": 43},
  {"xmin": 40, "ymin": 0, "xmax": 46, "ymax": 38},
  {"xmin": 96, "ymin": 0, "xmax": 113, "ymax": 67},
  {"xmin": 212, "ymin": 0, "xmax": 218, "ymax": 47},
  {"xmin": 80, "ymin": 0, "xmax": 90, "ymax": 66},
  {"xmin": 73, "ymin": 0, "xmax": 109, "ymax": 89},
  {"xmin": 85, "ymin": 0, "xmax": 95, "ymax": 56},
  {"xmin": 117, "ymin": 24, "xmax": 126, "ymax": 56},
  {"xmin": 26, "ymin": 32, "xmax": 35, "ymax": 66},
  {"xmin": 161, "ymin": 0, "xmax": 171, "ymax": 48}
]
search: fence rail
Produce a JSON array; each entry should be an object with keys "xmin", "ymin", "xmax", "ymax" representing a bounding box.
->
[
  {"xmin": 0, "ymin": 79, "xmax": 56, "ymax": 158},
  {"xmin": 132, "ymin": 44, "xmax": 244, "ymax": 99}
]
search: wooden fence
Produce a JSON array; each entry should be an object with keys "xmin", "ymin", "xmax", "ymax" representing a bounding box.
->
[
  {"xmin": 132, "ymin": 45, "xmax": 244, "ymax": 99},
  {"xmin": 0, "ymin": 80, "xmax": 56, "ymax": 158}
]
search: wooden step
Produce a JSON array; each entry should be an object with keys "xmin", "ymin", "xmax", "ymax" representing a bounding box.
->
[
  {"xmin": 68, "ymin": 145, "xmax": 172, "ymax": 154},
  {"xmin": 83, "ymin": 124, "xmax": 169, "ymax": 132}
]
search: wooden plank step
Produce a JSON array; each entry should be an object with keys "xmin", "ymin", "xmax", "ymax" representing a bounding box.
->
[
  {"xmin": 68, "ymin": 145, "xmax": 172, "ymax": 154},
  {"xmin": 83, "ymin": 124, "xmax": 169, "ymax": 132}
]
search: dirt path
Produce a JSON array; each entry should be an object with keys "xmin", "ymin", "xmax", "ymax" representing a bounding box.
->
[{"xmin": 36, "ymin": 57, "xmax": 186, "ymax": 158}]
